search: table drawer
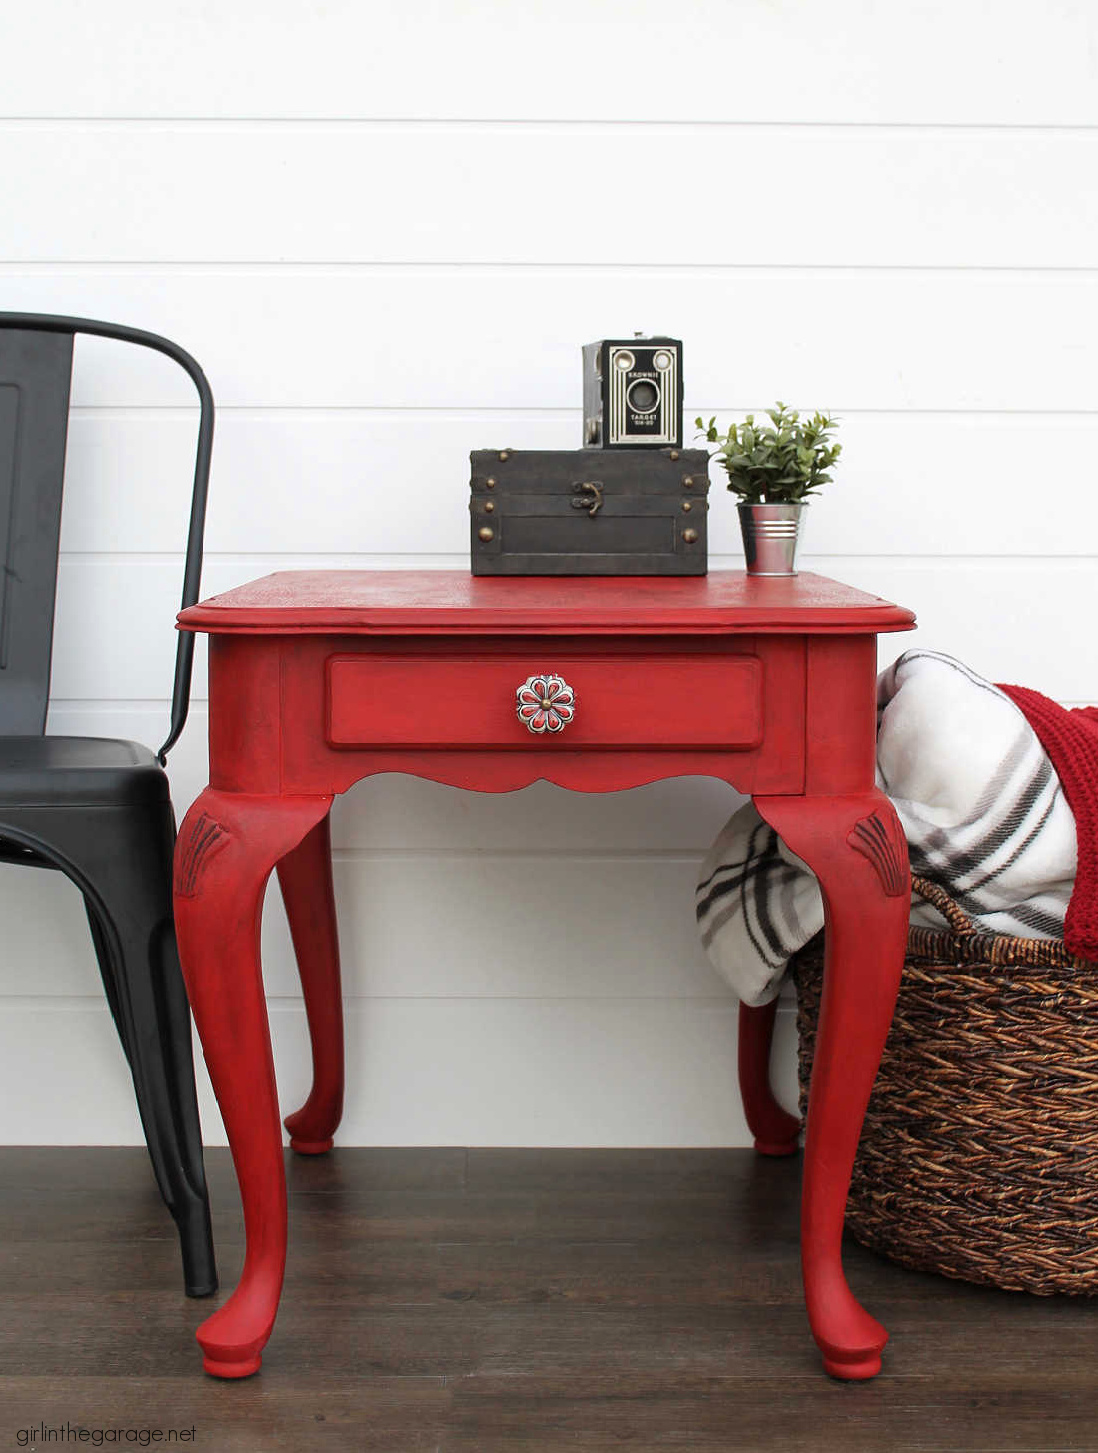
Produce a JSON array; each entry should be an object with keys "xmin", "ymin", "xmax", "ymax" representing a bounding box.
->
[{"xmin": 326, "ymin": 654, "xmax": 763, "ymax": 750}]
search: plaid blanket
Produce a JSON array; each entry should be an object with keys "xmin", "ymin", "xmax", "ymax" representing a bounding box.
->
[{"xmin": 695, "ymin": 650, "xmax": 1078, "ymax": 1005}]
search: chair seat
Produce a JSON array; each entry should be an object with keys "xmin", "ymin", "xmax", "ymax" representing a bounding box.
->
[{"xmin": 0, "ymin": 736, "xmax": 170, "ymax": 808}]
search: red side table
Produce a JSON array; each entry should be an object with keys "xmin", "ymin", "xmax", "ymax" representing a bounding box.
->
[{"xmin": 172, "ymin": 569, "xmax": 915, "ymax": 1380}]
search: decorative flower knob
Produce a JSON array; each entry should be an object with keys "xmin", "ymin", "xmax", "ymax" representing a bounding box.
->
[{"xmin": 516, "ymin": 673, "xmax": 576, "ymax": 734}]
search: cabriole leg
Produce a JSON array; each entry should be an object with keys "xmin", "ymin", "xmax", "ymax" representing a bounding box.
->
[
  {"xmin": 754, "ymin": 790, "xmax": 909, "ymax": 1381},
  {"xmin": 173, "ymin": 787, "xmax": 332, "ymax": 1378},
  {"xmin": 277, "ymin": 813, "xmax": 345, "ymax": 1154},
  {"xmin": 738, "ymin": 999, "xmax": 801, "ymax": 1156}
]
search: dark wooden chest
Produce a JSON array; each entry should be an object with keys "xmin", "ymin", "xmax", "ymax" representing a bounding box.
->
[{"xmin": 469, "ymin": 448, "xmax": 710, "ymax": 576}]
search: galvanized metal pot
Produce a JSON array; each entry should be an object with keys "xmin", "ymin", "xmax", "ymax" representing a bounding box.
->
[{"xmin": 737, "ymin": 501, "xmax": 805, "ymax": 576}]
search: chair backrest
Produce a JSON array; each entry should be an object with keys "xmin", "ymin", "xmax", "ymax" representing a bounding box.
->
[{"xmin": 0, "ymin": 314, "xmax": 214, "ymax": 762}]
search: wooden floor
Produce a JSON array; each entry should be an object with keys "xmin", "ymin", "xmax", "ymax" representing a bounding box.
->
[{"xmin": 2, "ymin": 1147, "xmax": 1097, "ymax": 1451}]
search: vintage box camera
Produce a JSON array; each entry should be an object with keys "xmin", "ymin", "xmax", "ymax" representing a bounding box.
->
[{"xmin": 582, "ymin": 336, "xmax": 683, "ymax": 449}]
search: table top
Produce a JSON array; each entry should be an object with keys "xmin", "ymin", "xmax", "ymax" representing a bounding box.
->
[{"xmin": 178, "ymin": 570, "xmax": 916, "ymax": 637}]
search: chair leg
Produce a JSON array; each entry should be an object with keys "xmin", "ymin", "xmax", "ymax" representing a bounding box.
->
[
  {"xmin": 276, "ymin": 813, "xmax": 345, "ymax": 1154},
  {"xmin": 738, "ymin": 1000, "xmax": 802, "ymax": 1156},
  {"xmin": 85, "ymin": 899, "xmax": 130, "ymax": 1064},
  {"xmin": 96, "ymin": 899, "xmax": 217, "ymax": 1297},
  {"xmin": 4, "ymin": 801, "xmax": 217, "ymax": 1298}
]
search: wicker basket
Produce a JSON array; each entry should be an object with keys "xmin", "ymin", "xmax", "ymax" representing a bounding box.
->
[{"xmin": 792, "ymin": 876, "xmax": 1098, "ymax": 1295}]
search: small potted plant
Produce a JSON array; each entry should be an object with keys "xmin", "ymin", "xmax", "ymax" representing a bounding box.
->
[{"xmin": 696, "ymin": 403, "xmax": 841, "ymax": 575}]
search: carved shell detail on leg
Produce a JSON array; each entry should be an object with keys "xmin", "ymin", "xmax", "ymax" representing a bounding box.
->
[
  {"xmin": 847, "ymin": 810, "xmax": 907, "ymax": 897},
  {"xmin": 516, "ymin": 674, "xmax": 576, "ymax": 734},
  {"xmin": 175, "ymin": 811, "xmax": 231, "ymax": 898}
]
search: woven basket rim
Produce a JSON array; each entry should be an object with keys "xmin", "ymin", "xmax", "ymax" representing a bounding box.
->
[
  {"xmin": 795, "ymin": 921, "xmax": 1096, "ymax": 974},
  {"xmin": 905, "ymin": 922, "xmax": 1095, "ymax": 973},
  {"xmin": 904, "ymin": 874, "xmax": 1096, "ymax": 974}
]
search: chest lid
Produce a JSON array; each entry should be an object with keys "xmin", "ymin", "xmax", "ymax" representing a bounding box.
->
[{"xmin": 471, "ymin": 448, "xmax": 709, "ymax": 499}]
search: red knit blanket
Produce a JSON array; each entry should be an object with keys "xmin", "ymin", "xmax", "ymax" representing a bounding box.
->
[{"xmin": 999, "ymin": 684, "xmax": 1098, "ymax": 962}]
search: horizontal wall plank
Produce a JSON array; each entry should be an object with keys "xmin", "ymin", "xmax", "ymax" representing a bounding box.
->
[
  {"xmin": 58, "ymin": 409, "xmax": 1098, "ymax": 559},
  {"xmin": 45, "ymin": 556, "xmax": 1098, "ymax": 704},
  {"xmin": 0, "ymin": 853, "xmax": 727, "ymax": 1002},
  {"xmin": 49, "ymin": 560, "xmax": 209, "ymax": 705},
  {"xmin": 62, "ymin": 411, "xmax": 579, "ymax": 558},
  {"xmin": 3, "ymin": 270, "xmax": 1098, "ymax": 412},
  {"xmin": 8, "ymin": 125, "xmax": 1098, "ymax": 268},
  {"xmin": 805, "ymin": 556, "xmax": 1098, "ymax": 696},
  {"xmin": 329, "ymin": 781, "xmax": 742, "ymax": 862},
  {"xmin": 0, "ymin": 1003, "xmax": 146, "ymax": 1145},
  {"xmin": 0, "ymin": 998, "xmax": 799, "ymax": 1147},
  {"xmin": 3, "ymin": 0, "xmax": 1095, "ymax": 125}
]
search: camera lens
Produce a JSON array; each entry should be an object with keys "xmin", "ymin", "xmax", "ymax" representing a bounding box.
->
[
  {"xmin": 627, "ymin": 379, "xmax": 660, "ymax": 413},
  {"xmin": 653, "ymin": 350, "xmax": 672, "ymax": 370},
  {"xmin": 614, "ymin": 350, "xmax": 635, "ymax": 371}
]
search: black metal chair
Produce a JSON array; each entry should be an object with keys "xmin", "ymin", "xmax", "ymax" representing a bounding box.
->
[{"xmin": 0, "ymin": 313, "xmax": 216, "ymax": 1296}]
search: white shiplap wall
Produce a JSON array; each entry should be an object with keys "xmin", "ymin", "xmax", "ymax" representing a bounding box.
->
[{"xmin": 2, "ymin": 0, "xmax": 1096, "ymax": 1146}]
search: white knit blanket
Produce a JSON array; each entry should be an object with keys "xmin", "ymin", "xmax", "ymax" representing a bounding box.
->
[{"xmin": 695, "ymin": 650, "xmax": 1077, "ymax": 1005}]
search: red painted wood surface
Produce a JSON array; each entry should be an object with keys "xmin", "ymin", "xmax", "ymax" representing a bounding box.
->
[
  {"xmin": 179, "ymin": 569, "xmax": 916, "ymax": 636},
  {"xmin": 275, "ymin": 814, "xmax": 344, "ymax": 1156},
  {"xmin": 326, "ymin": 652, "xmax": 763, "ymax": 750},
  {"xmin": 738, "ymin": 1000, "xmax": 802, "ymax": 1157},
  {"xmin": 172, "ymin": 568, "xmax": 915, "ymax": 1383}
]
